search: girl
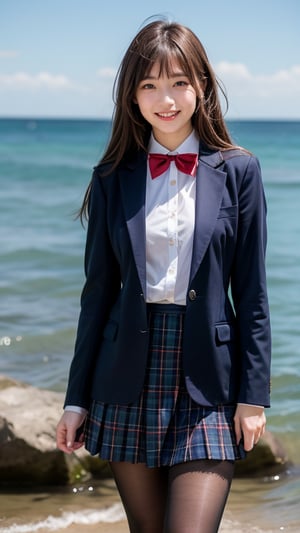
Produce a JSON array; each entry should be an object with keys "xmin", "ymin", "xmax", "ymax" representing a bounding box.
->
[{"xmin": 56, "ymin": 19, "xmax": 271, "ymax": 533}]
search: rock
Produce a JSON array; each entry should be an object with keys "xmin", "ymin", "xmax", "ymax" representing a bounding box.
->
[
  {"xmin": 235, "ymin": 430, "xmax": 290, "ymax": 477},
  {"xmin": 0, "ymin": 375, "xmax": 84, "ymax": 486},
  {"xmin": 0, "ymin": 375, "xmax": 290, "ymax": 486}
]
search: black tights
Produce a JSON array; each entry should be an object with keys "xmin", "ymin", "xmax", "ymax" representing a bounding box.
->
[{"xmin": 110, "ymin": 459, "xmax": 235, "ymax": 533}]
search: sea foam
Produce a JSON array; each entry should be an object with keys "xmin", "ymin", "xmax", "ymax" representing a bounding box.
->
[{"xmin": 0, "ymin": 503, "xmax": 126, "ymax": 532}]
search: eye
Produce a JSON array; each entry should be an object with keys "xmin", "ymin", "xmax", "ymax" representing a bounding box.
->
[
  {"xmin": 174, "ymin": 80, "xmax": 188, "ymax": 87},
  {"xmin": 140, "ymin": 82, "xmax": 155, "ymax": 90}
]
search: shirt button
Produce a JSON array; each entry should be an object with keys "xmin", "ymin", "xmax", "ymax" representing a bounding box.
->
[
  {"xmin": 188, "ymin": 289, "xmax": 197, "ymax": 301},
  {"xmin": 169, "ymin": 238, "xmax": 175, "ymax": 246},
  {"xmin": 170, "ymin": 179, "xmax": 176, "ymax": 186}
]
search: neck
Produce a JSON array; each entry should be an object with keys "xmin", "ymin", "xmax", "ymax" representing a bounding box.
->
[{"xmin": 152, "ymin": 126, "xmax": 193, "ymax": 152}]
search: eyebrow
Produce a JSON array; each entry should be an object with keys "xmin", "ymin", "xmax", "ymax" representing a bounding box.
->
[{"xmin": 141, "ymin": 72, "xmax": 188, "ymax": 81}]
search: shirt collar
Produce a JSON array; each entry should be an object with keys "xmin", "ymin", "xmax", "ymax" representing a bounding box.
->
[{"xmin": 148, "ymin": 130, "xmax": 199, "ymax": 155}]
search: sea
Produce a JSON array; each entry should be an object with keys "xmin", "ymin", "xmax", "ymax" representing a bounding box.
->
[{"xmin": 0, "ymin": 118, "xmax": 299, "ymax": 532}]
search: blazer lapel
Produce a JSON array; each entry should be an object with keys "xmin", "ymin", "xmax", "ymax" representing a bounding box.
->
[
  {"xmin": 119, "ymin": 152, "xmax": 148, "ymax": 295},
  {"xmin": 189, "ymin": 149, "xmax": 227, "ymax": 283},
  {"xmin": 118, "ymin": 147, "xmax": 228, "ymax": 293}
]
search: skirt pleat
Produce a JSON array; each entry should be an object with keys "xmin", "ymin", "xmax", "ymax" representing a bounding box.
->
[{"xmin": 84, "ymin": 304, "xmax": 245, "ymax": 467}]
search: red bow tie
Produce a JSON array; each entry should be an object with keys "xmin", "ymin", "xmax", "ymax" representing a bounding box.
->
[{"xmin": 149, "ymin": 153, "xmax": 198, "ymax": 179}]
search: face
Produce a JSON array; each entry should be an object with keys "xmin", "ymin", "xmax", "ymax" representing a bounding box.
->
[{"xmin": 135, "ymin": 60, "xmax": 198, "ymax": 151}]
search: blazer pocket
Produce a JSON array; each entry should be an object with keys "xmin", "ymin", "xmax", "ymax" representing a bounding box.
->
[
  {"xmin": 103, "ymin": 320, "xmax": 118, "ymax": 341},
  {"xmin": 217, "ymin": 205, "xmax": 237, "ymax": 219},
  {"xmin": 215, "ymin": 323, "xmax": 235, "ymax": 344}
]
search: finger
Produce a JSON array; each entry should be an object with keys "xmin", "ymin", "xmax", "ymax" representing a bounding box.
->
[
  {"xmin": 243, "ymin": 435, "xmax": 254, "ymax": 452},
  {"xmin": 72, "ymin": 440, "xmax": 85, "ymax": 450},
  {"xmin": 56, "ymin": 425, "xmax": 72, "ymax": 454},
  {"xmin": 66, "ymin": 427, "xmax": 77, "ymax": 451},
  {"xmin": 242, "ymin": 428, "xmax": 257, "ymax": 451},
  {"xmin": 56, "ymin": 419, "xmax": 76, "ymax": 453},
  {"xmin": 254, "ymin": 427, "xmax": 265, "ymax": 445}
]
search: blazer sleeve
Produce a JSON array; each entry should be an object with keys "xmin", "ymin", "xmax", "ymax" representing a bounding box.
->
[
  {"xmin": 231, "ymin": 156, "xmax": 271, "ymax": 407},
  {"xmin": 64, "ymin": 168, "xmax": 120, "ymax": 409}
]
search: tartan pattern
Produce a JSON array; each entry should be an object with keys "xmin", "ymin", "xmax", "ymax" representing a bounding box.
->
[{"xmin": 84, "ymin": 305, "xmax": 245, "ymax": 467}]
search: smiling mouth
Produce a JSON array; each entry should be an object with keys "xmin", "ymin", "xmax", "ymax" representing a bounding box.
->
[{"xmin": 156, "ymin": 111, "xmax": 180, "ymax": 119}]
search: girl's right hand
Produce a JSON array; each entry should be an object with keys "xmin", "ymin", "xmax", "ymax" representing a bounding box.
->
[{"xmin": 56, "ymin": 411, "xmax": 87, "ymax": 454}]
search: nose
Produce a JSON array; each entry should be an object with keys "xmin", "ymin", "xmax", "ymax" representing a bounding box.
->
[{"xmin": 159, "ymin": 88, "xmax": 175, "ymax": 105}]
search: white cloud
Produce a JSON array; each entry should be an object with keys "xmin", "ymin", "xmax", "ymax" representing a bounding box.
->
[
  {"xmin": 0, "ymin": 50, "xmax": 19, "ymax": 58},
  {"xmin": 0, "ymin": 71, "xmax": 75, "ymax": 90},
  {"xmin": 216, "ymin": 61, "xmax": 251, "ymax": 80},
  {"xmin": 216, "ymin": 62, "xmax": 300, "ymax": 83},
  {"xmin": 96, "ymin": 67, "xmax": 117, "ymax": 78},
  {"xmin": 215, "ymin": 62, "xmax": 300, "ymax": 117}
]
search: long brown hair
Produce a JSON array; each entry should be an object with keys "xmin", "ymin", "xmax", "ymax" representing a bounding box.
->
[{"xmin": 80, "ymin": 20, "xmax": 235, "ymax": 220}]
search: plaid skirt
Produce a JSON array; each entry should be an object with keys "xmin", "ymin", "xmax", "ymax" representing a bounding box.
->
[{"xmin": 84, "ymin": 304, "xmax": 246, "ymax": 467}]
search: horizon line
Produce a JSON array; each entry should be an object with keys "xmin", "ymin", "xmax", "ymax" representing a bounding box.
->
[{"xmin": 1, "ymin": 116, "xmax": 300, "ymax": 122}]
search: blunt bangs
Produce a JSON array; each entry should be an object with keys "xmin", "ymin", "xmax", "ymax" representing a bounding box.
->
[{"xmin": 143, "ymin": 46, "xmax": 189, "ymax": 78}]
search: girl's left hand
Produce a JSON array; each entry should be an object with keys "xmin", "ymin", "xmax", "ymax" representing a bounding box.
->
[{"xmin": 234, "ymin": 404, "xmax": 266, "ymax": 451}]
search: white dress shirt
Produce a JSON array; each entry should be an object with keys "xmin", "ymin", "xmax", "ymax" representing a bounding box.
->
[{"xmin": 146, "ymin": 130, "xmax": 199, "ymax": 305}]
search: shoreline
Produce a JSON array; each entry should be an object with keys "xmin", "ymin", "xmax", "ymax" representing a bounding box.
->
[
  {"xmin": 0, "ymin": 491, "xmax": 278, "ymax": 533},
  {"xmin": 0, "ymin": 513, "xmax": 274, "ymax": 533},
  {"xmin": 1, "ymin": 470, "xmax": 299, "ymax": 532},
  {"xmin": 4, "ymin": 515, "xmax": 274, "ymax": 533}
]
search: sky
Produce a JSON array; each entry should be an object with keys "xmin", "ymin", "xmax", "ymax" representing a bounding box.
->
[{"xmin": 1, "ymin": 0, "xmax": 300, "ymax": 119}]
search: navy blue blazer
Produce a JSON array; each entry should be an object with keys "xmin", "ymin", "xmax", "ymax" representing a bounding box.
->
[{"xmin": 64, "ymin": 144, "xmax": 271, "ymax": 410}]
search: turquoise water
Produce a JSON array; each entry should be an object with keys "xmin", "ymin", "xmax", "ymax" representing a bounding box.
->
[{"xmin": 0, "ymin": 119, "xmax": 299, "ymax": 530}]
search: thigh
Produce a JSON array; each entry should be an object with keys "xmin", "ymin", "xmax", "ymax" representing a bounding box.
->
[
  {"xmin": 110, "ymin": 461, "xmax": 168, "ymax": 533},
  {"xmin": 165, "ymin": 459, "xmax": 235, "ymax": 533}
]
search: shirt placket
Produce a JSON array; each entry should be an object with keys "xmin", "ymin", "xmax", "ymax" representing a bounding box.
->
[{"xmin": 164, "ymin": 160, "xmax": 178, "ymax": 301}]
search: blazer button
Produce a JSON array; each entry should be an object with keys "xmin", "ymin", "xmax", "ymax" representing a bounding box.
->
[{"xmin": 188, "ymin": 289, "xmax": 197, "ymax": 301}]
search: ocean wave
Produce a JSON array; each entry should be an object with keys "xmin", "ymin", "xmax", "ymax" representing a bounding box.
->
[{"xmin": 0, "ymin": 503, "xmax": 126, "ymax": 532}]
